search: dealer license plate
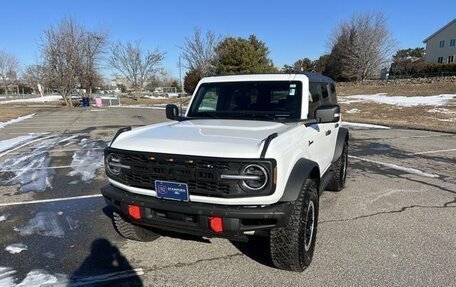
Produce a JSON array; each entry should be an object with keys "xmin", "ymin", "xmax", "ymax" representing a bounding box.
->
[{"xmin": 154, "ymin": 180, "xmax": 189, "ymax": 202}]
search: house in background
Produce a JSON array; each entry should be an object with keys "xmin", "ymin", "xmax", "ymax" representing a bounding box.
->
[{"xmin": 423, "ymin": 18, "xmax": 456, "ymax": 64}]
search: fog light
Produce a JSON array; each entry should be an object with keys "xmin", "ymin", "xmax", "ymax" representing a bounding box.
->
[
  {"xmin": 128, "ymin": 205, "xmax": 141, "ymax": 220},
  {"xmin": 209, "ymin": 216, "xmax": 223, "ymax": 233}
]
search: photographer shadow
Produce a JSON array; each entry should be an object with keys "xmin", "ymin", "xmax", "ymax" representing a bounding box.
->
[{"xmin": 69, "ymin": 238, "xmax": 143, "ymax": 287}]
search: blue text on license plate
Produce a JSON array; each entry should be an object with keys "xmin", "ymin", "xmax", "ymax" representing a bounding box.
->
[{"xmin": 154, "ymin": 180, "xmax": 189, "ymax": 201}]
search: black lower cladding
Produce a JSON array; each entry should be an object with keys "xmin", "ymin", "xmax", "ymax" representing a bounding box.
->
[
  {"xmin": 101, "ymin": 184, "xmax": 292, "ymax": 240},
  {"xmin": 104, "ymin": 147, "xmax": 276, "ymax": 198}
]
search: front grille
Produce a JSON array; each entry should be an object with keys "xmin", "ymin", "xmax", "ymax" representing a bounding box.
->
[{"xmin": 105, "ymin": 148, "xmax": 275, "ymax": 198}]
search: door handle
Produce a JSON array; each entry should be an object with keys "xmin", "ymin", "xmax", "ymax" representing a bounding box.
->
[{"xmin": 325, "ymin": 130, "xmax": 331, "ymax": 136}]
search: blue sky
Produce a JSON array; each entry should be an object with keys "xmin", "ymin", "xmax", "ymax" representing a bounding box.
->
[{"xmin": 0, "ymin": 0, "xmax": 454, "ymax": 79}]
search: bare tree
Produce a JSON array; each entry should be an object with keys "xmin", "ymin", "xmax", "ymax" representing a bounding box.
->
[
  {"xmin": 0, "ymin": 50, "xmax": 20, "ymax": 98},
  {"xmin": 79, "ymin": 30, "xmax": 108, "ymax": 96},
  {"xmin": 40, "ymin": 18, "xmax": 107, "ymax": 106},
  {"xmin": 23, "ymin": 64, "xmax": 46, "ymax": 94},
  {"xmin": 328, "ymin": 12, "xmax": 396, "ymax": 81},
  {"xmin": 41, "ymin": 18, "xmax": 85, "ymax": 107},
  {"xmin": 109, "ymin": 41, "xmax": 165, "ymax": 99},
  {"xmin": 180, "ymin": 28, "xmax": 220, "ymax": 76}
]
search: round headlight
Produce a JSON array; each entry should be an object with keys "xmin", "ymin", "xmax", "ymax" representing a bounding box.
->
[
  {"xmin": 105, "ymin": 153, "xmax": 122, "ymax": 175},
  {"xmin": 241, "ymin": 164, "xmax": 268, "ymax": 191}
]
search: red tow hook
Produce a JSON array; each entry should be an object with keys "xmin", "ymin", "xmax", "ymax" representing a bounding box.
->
[
  {"xmin": 128, "ymin": 205, "xmax": 141, "ymax": 220},
  {"xmin": 209, "ymin": 216, "xmax": 223, "ymax": 233}
]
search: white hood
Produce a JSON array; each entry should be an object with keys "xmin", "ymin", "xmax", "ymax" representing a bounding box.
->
[{"xmin": 111, "ymin": 119, "xmax": 292, "ymax": 158}]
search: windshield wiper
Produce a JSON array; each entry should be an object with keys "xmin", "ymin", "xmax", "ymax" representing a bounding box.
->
[
  {"xmin": 228, "ymin": 111, "xmax": 291, "ymax": 121},
  {"xmin": 178, "ymin": 113, "xmax": 219, "ymax": 122}
]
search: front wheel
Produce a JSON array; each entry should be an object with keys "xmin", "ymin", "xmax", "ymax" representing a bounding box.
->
[
  {"xmin": 112, "ymin": 211, "xmax": 160, "ymax": 242},
  {"xmin": 269, "ymin": 179, "xmax": 319, "ymax": 272}
]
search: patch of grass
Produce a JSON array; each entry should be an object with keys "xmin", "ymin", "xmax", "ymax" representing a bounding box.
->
[
  {"xmin": 341, "ymin": 102, "xmax": 456, "ymax": 133},
  {"xmin": 0, "ymin": 107, "xmax": 45, "ymax": 122},
  {"xmin": 337, "ymin": 82, "xmax": 456, "ymax": 97},
  {"xmin": 337, "ymin": 81, "xmax": 456, "ymax": 132},
  {"xmin": 119, "ymin": 96, "xmax": 191, "ymax": 106}
]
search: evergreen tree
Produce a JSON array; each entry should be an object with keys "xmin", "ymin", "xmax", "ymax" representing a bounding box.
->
[{"xmin": 214, "ymin": 35, "xmax": 277, "ymax": 74}]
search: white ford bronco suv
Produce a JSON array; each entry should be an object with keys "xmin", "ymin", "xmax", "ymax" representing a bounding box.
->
[{"xmin": 101, "ymin": 73, "xmax": 349, "ymax": 272}]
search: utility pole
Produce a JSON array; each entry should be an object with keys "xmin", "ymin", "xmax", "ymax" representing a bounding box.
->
[{"xmin": 179, "ymin": 55, "xmax": 183, "ymax": 93}]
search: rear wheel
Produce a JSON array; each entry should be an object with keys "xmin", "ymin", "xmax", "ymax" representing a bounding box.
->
[
  {"xmin": 269, "ymin": 179, "xmax": 319, "ymax": 272},
  {"xmin": 327, "ymin": 141, "xmax": 348, "ymax": 191},
  {"xmin": 112, "ymin": 211, "xmax": 160, "ymax": 242}
]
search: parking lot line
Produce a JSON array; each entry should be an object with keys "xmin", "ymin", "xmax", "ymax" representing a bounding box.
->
[
  {"xmin": 411, "ymin": 148, "xmax": 456, "ymax": 155},
  {"xmin": 0, "ymin": 194, "xmax": 103, "ymax": 207},
  {"xmin": 348, "ymin": 155, "xmax": 439, "ymax": 178}
]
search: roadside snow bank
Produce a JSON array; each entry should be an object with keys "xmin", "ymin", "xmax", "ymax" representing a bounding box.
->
[
  {"xmin": 0, "ymin": 95, "xmax": 62, "ymax": 104},
  {"xmin": 339, "ymin": 93, "xmax": 455, "ymax": 106},
  {"xmin": 0, "ymin": 114, "xmax": 35, "ymax": 129}
]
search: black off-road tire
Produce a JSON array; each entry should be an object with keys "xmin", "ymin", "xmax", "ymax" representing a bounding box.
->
[
  {"xmin": 327, "ymin": 141, "xmax": 348, "ymax": 192},
  {"xmin": 112, "ymin": 211, "xmax": 160, "ymax": 242},
  {"xmin": 270, "ymin": 179, "xmax": 319, "ymax": 272}
]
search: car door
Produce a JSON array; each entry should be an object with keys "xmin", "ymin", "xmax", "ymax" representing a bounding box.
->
[{"xmin": 309, "ymin": 82, "xmax": 333, "ymax": 173}]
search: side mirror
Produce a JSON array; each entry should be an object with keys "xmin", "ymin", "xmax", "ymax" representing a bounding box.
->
[
  {"xmin": 315, "ymin": 104, "xmax": 340, "ymax": 123},
  {"xmin": 166, "ymin": 104, "xmax": 179, "ymax": 120}
]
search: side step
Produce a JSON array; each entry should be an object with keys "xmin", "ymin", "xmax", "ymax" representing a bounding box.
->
[{"xmin": 319, "ymin": 168, "xmax": 335, "ymax": 193}]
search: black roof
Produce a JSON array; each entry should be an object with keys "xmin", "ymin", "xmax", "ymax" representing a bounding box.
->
[{"xmin": 298, "ymin": 72, "xmax": 334, "ymax": 83}]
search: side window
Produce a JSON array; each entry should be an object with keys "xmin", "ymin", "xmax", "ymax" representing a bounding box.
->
[
  {"xmin": 308, "ymin": 82, "xmax": 322, "ymax": 119},
  {"xmin": 309, "ymin": 82, "xmax": 322, "ymax": 103},
  {"xmin": 329, "ymin": 83, "xmax": 337, "ymax": 104},
  {"xmin": 321, "ymin": 84, "xmax": 329, "ymax": 99},
  {"xmin": 321, "ymin": 83, "xmax": 330, "ymax": 104},
  {"xmin": 197, "ymin": 87, "xmax": 218, "ymax": 112}
]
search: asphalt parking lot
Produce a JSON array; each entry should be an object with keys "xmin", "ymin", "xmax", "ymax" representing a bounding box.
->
[{"xmin": 0, "ymin": 107, "xmax": 455, "ymax": 286}]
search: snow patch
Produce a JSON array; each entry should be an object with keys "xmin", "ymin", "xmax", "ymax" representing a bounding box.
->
[
  {"xmin": 0, "ymin": 134, "xmax": 42, "ymax": 157},
  {"xmin": 0, "ymin": 135, "xmax": 81, "ymax": 192},
  {"xmin": 14, "ymin": 211, "xmax": 65, "ymax": 238},
  {"xmin": 67, "ymin": 140, "xmax": 107, "ymax": 183},
  {"xmin": 427, "ymin": 107, "xmax": 456, "ymax": 114},
  {"xmin": 0, "ymin": 114, "xmax": 35, "ymax": 129},
  {"xmin": 5, "ymin": 243, "xmax": 28, "ymax": 254},
  {"xmin": 42, "ymin": 251, "xmax": 55, "ymax": 259},
  {"xmin": 0, "ymin": 95, "xmax": 62, "ymax": 104},
  {"xmin": 0, "ymin": 267, "xmax": 16, "ymax": 287},
  {"xmin": 144, "ymin": 95, "xmax": 165, "ymax": 99},
  {"xmin": 342, "ymin": 121, "xmax": 391, "ymax": 129},
  {"xmin": 16, "ymin": 270, "xmax": 68, "ymax": 287},
  {"xmin": 0, "ymin": 213, "xmax": 10, "ymax": 221},
  {"xmin": 0, "ymin": 267, "xmax": 68, "ymax": 287},
  {"xmin": 110, "ymin": 104, "xmax": 166, "ymax": 110},
  {"xmin": 339, "ymin": 93, "xmax": 455, "ymax": 106},
  {"xmin": 65, "ymin": 215, "xmax": 80, "ymax": 230},
  {"xmin": 346, "ymin": 108, "xmax": 360, "ymax": 114}
]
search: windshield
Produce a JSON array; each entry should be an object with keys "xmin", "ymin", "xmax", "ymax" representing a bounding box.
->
[{"xmin": 187, "ymin": 81, "xmax": 302, "ymax": 120}]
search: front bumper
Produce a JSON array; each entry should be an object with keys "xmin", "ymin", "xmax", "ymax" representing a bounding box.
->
[{"xmin": 101, "ymin": 184, "xmax": 292, "ymax": 240}]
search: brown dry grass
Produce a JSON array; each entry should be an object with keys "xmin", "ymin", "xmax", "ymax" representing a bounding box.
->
[
  {"xmin": 338, "ymin": 81, "xmax": 456, "ymax": 133},
  {"xmin": 337, "ymin": 82, "xmax": 456, "ymax": 97},
  {"xmin": 117, "ymin": 96, "xmax": 192, "ymax": 106},
  {"xmin": 0, "ymin": 107, "xmax": 45, "ymax": 122}
]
